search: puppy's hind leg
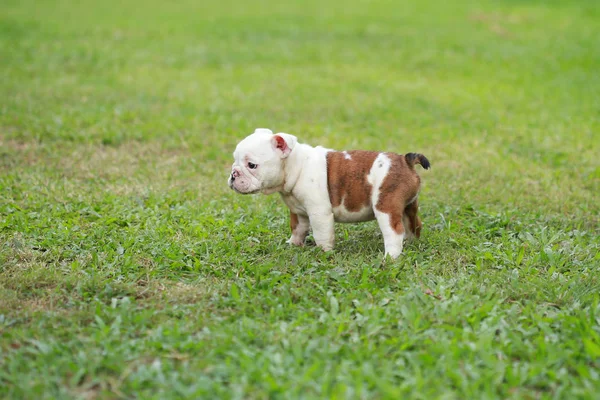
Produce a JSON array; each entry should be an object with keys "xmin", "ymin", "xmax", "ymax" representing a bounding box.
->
[
  {"xmin": 403, "ymin": 199, "xmax": 422, "ymax": 240},
  {"xmin": 288, "ymin": 211, "xmax": 310, "ymax": 246},
  {"xmin": 375, "ymin": 210, "xmax": 405, "ymax": 259}
]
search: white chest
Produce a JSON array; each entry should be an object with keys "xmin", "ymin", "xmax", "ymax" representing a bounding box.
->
[{"xmin": 280, "ymin": 193, "xmax": 308, "ymax": 216}]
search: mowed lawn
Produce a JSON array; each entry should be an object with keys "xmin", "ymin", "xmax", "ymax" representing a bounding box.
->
[{"xmin": 1, "ymin": 0, "xmax": 599, "ymax": 398}]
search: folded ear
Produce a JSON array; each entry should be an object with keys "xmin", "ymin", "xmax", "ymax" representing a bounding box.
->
[{"xmin": 272, "ymin": 133, "xmax": 297, "ymax": 158}]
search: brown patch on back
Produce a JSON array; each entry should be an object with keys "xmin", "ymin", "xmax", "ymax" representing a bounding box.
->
[
  {"xmin": 376, "ymin": 153, "xmax": 422, "ymax": 234},
  {"xmin": 326, "ymin": 151, "xmax": 379, "ymax": 212}
]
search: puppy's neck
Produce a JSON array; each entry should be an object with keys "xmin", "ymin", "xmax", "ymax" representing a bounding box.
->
[{"xmin": 264, "ymin": 142, "xmax": 312, "ymax": 195}]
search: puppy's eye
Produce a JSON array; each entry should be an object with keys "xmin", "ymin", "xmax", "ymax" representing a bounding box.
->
[{"xmin": 247, "ymin": 162, "xmax": 258, "ymax": 169}]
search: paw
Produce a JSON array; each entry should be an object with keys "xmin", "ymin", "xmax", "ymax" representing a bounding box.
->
[
  {"xmin": 287, "ymin": 236, "xmax": 305, "ymax": 246},
  {"xmin": 317, "ymin": 243, "xmax": 334, "ymax": 252},
  {"xmin": 384, "ymin": 247, "xmax": 403, "ymax": 259}
]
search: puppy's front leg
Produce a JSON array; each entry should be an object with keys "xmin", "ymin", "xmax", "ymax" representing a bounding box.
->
[
  {"xmin": 308, "ymin": 211, "xmax": 335, "ymax": 251},
  {"xmin": 288, "ymin": 211, "xmax": 310, "ymax": 246}
]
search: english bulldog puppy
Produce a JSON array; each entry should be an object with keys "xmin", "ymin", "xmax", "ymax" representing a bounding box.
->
[{"xmin": 228, "ymin": 128, "xmax": 430, "ymax": 258}]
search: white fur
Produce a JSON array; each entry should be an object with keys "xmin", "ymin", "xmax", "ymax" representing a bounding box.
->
[
  {"xmin": 332, "ymin": 201, "xmax": 374, "ymax": 223},
  {"xmin": 228, "ymin": 129, "xmax": 407, "ymax": 258},
  {"xmin": 366, "ymin": 154, "xmax": 405, "ymax": 258},
  {"xmin": 228, "ymin": 128, "xmax": 297, "ymax": 195},
  {"xmin": 376, "ymin": 212, "xmax": 405, "ymax": 258},
  {"xmin": 367, "ymin": 153, "xmax": 392, "ymax": 203}
]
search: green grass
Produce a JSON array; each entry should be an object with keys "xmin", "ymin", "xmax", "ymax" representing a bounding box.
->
[{"xmin": 1, "ymin": 0, "xmax": 599, "ymax": 398}]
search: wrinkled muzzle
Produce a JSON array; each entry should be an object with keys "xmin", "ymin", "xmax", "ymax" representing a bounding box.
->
[{"xmin": 228, "ymin": 166, "xmax": 258, "ymax": 194}]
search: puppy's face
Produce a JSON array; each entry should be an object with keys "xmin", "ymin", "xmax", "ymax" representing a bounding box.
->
[{"xmin": 228, "ymin": 129, "xmax": 297, "ymax": 194}]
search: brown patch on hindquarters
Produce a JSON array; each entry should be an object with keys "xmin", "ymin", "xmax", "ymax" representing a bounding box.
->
[
  {"xmin": 376, "ymin": 153, "xmax": 423, "ymax": 234},
  {"xmin": 326, "ymin": 150, "xmax": 429, "ymax": 236},
  {"xmin": 326, "ymin": 151, "xmax": 379, "ymax": 211}
]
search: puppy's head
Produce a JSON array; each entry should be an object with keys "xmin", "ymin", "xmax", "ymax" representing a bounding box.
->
[{"xmin": 228, "ymin": 128, "xmax": 297, "ymax": 194}]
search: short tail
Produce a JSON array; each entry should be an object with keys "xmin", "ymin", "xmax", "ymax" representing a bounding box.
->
[{"xmin": 405, "ymin": 153, "xmax": 431, "ymax": 170}]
